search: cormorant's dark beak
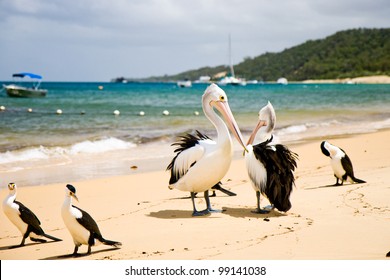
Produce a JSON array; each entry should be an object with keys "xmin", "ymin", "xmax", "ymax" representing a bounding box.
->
[{"xmin": 71, "ymin": 192, "xmax": 79, "ymax": 202}]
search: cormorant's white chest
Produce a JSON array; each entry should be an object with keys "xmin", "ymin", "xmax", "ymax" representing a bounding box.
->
[
  {"xmin": 61, "ymin": 200, "xmax": 90, "ymax": 246},
  {"xmin": 2, "ymin": 196, "xmax": 27, "ymax": 234},
  {"xmin": 330, "ymin": 153, "xmax": 346, "ymax": 179}
]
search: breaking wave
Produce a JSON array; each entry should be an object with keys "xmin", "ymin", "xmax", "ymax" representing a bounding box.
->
[{"xmin": 0, "ymin": 137, "xmax": 136, "ymax": 164}]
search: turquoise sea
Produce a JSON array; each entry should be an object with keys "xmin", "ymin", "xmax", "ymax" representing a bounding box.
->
[{"xmin": 1, "ymin": 82, "xmax": 390, "ymax": 186}]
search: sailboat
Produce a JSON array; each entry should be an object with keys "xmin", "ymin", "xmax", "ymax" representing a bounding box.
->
[{"xmin": 218, "ymin": 34, "xmax": 246, "ymax": 86}]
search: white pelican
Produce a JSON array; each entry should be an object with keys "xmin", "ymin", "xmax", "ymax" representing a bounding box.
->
[
  {"xmin": 320, "ymin": 141, "xmax": 366, "ymax": 186},
  {"xmin": 245, "ymin": 102, "xmax": 298, "ymax": 213},
  {"xmin": 2, "ymin": 183, "xmax": 62, "ymax": 247},
  {"xmin": 62, "ymin": 184, "xmax": 122, "ymax": 256},
  {"xmin": 167, "ymin": 84, "xmax": 247, "ymax": 216}
]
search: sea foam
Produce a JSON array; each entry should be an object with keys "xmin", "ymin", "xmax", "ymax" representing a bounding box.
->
[
  {"xmin": 0, "ymin": 137, "xmax": 136, "ymax": 164},
  {"xmin": 69, "ymin": 137, "xmax": 136, "ymax": 154}
]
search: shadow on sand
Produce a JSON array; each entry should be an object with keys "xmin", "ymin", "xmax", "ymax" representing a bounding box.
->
[
  {"xmin": 147, "ymin": 209, "xmax": 223, "ymax": 219},
  {"xmin": 222, "ymin": 207, "xmax": 288, "ymax": 219},
  {"xmin": 304, "ymin": 184, "xmax": 340, "ymax": 190},
  {"xmin": 41, "ymin": 247, "xmax": 121, "ymax": 260},
  {"xmin": 0, "ymin": 240, "xmax": 61, "ymax": 251}
]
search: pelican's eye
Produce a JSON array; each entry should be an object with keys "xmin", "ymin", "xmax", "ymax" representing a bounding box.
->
[{"xmin": 219, "ymin": 95, "xmax": 225, "ymax": 101}]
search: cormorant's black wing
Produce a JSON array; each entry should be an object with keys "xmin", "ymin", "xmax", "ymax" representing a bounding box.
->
[
  {"xmin": 166, "ymin": 130, "xmax": 210, "ymax": 185},
  {"xmin": 72, "ymin": 205, "xmax": 102, "ymax": 236},
  {"xmin": 15, "ymin": 201, "xmax": 44, "ymax": 234},
  {"xmin": 340, "ymin": 149, "xmax": 355, "ymax": 177}
]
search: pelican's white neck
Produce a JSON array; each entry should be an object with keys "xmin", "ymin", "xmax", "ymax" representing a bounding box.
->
[{"xmin": 203, "ymin": 103, "xmax": 232, "ymax": 147}]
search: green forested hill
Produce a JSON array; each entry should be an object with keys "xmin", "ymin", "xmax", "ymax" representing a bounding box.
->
[
  {"xmin": 117, "ymin": 28, "xmax": 390, "ymax": 82},
  {"xmin": 235, "ymin": 28, "xmax": 390, "ymax": 81}
]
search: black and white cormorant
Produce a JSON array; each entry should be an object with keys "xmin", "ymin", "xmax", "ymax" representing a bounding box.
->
[
  {"xmin": 245, "ymin": 102, "xmax": 298, "ymax": 213},
  {"xmin": 2, "ymin": 182, "xmax": 62, "ymax": 247},
  {"xmin": 320, "ymin": 141, "xmax": 366, "ymax": 186},
  {"xmin": 167, "ymin": 84, "xmax": 247, "ymax": 216},
  {"xmin": 61, "ymin": 184, "xmax": 122, "ymax": 256}
]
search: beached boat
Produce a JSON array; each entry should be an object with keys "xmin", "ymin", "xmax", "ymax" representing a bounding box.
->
[{"xmin": 3, "ymin": 72, "xmax": 47, "ymax": 97}]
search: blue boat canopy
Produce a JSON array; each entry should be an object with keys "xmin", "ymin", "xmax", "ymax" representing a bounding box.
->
[{"xmin": 12, "ymin": 72, "xmax": 43, "ymax": 79}]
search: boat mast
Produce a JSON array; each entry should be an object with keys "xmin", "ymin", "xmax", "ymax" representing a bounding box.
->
[{"xmin": 228, "ymin": 34, "xmax": 235, "ymax": 77}]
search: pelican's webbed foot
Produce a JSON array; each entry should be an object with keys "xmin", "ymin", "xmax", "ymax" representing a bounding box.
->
[
  {"xmin": 191, "ymin": 192, "xmax": 211, "ymax": 217},
  {"xmin": 252, "ymin": 191, "xmax": 270, "ymax": 214},
  {"xmin": 251, "ymin": 208, "xmax": 270, "ymax": 214},
  {"xmin": 192, "ymin": 209, "xmax": 211, "ymax": 217},
  {"xmin": 204, "ymin": 190, "xmax": 222, "ymax": 214}
]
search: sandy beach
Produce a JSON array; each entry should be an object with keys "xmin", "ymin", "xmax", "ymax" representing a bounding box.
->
[
  {"xmin": 302, "ymin": 74, "xmax": 390, "ymax": 84},
  {"xmin": 1, "ymin": 129, "xmax": 390, "ymax": 260}
]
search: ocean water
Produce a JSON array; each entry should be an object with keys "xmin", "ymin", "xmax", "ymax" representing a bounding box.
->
[{"xmin": 1, "ymin": 82, "xmax": 390, "ymax": 186}]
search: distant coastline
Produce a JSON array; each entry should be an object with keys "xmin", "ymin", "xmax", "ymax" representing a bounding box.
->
[{"xmin": 111, "ymin": 74, "xmax": 390, "ymax": 84}]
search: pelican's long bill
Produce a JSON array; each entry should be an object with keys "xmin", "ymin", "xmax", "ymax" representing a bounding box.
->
[
  {"xmin": 211, "ymin": 100, "xmax": 248, "ymax": 152},
  {"xmin": 247, "ymin": 119, "xmax": 267, "ymax": 146}
]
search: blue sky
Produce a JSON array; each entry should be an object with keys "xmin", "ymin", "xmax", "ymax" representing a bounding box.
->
[{"xmin": 1, "ymin": 0, "xmax": 389, "ymax": 81}]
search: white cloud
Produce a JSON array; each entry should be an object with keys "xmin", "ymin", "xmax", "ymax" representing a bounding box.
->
[{"xmin": 0, "ymin": 0, "xmax": 389, "ymax": 81}]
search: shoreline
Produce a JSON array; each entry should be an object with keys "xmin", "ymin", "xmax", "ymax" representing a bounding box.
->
[
  {"xmin": 300, "ymin": 75, "xmax": 390, "ymax": 84},
  {"xmin": 2, "ymin": 127, "xmax": 389, "ymax": 188},
  {"xmin": 1, "ymin": 129, "xmax": 390, "ymax": 260}
]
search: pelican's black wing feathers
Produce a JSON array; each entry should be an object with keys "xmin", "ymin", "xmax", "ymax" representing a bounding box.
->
[
  {"xmin": 252, "ymin": 138, "xmax": 298, "ymax": 212},
  {"xmin": 167, "ymin": 130, "xmax": 211, "ymax": 185}
]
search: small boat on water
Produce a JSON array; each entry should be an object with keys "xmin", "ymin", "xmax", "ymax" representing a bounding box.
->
[
  {"xmin": 277, "ymin": 77, "xmax": 288, "ymax": 85},
  {"xmin": 177, "ymin": 79, "xmax": 192, "ymax": 88},
  {"xmin": 217, "ymin": 34, "xmax": 246, "ymax": 87},
  {"xmin": 3, "ymin": 72, "xmax": 47, "ymax": 97},
  {"xmin": 218, "ymin": 75, "xmax": 247, "ymax": 86}
]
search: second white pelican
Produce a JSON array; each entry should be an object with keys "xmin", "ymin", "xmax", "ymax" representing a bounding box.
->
[{"xmin": 245, "ymin": 102, "xmax": 298, "ymax": 214}]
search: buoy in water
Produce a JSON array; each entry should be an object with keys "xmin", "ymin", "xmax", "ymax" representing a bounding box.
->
[
  {"xmin": 98, "ymin": 85, "xmax": 104, "ymax": 90},
  {"xmin": 113, "ymin": 110, "xmax": 120, "ymax": 116},
  {"xmin": 1, "ymin": 105, "xmax": 6, "ymax": 111},
  {"xmin": 139, "ymin": 111, "xmax": 145, "ymax": 116},
  {"xmin": 56, "ymin": 109, "xmax": 63, "ymax": 115},
  {"xmin": 194, "ymin": 111, "xmax": 199, "ymax": 116},
  {"xmin": 27, "ymin": 108, "xmax": 33, "ymax": 113},
  {"xmin": 80, "ymin": 110, "xmax": 86, "ymax": 115},
  {"xmin": 162, "ymin": 110, "xmax": 170, "ymax": 116}
]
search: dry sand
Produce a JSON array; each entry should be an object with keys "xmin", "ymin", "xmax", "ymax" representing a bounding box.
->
[{"xmin": 1, "ymin": 130, "xmax": 390, "ymax": 260}]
